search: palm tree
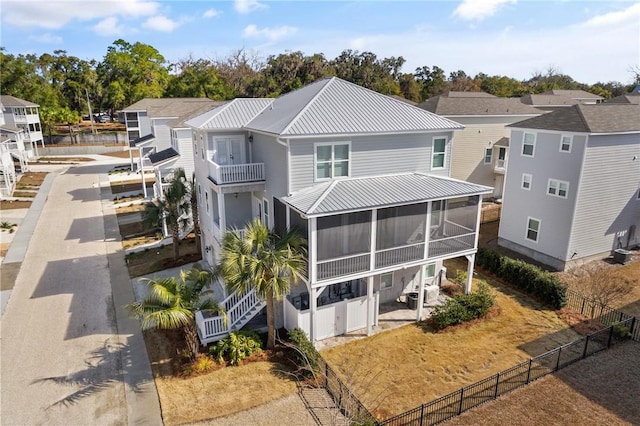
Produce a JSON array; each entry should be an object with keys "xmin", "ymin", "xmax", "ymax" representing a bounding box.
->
[
  {"xmin": 187, "ymin": 172, "xmax": 202, "ymax": 255},
  {"xmin": 128, "ymin": 263, "xmax": 224, "ymax": 360},
  {"xmin": 144, "ymin": 168, "xmax": 189, "ymax": 261},
  {"xmin": 220, "ymin": 219, "xmax": 307, "ymax": 349}
]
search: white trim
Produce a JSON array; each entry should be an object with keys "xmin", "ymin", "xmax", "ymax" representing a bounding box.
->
[
  {"xmin": 547, "ymin": 178, "xmax": 569, "ymax": 199},
  {"xmin": 380, "ymin": 272, "xmax": 393, "ymax": 289},
  {"xmin": 522, "ymin": 132, "xmax": 536, "ymax": 157},
  {"xmin": 521, "ymin": 173, "xmax": 532, "ymax": 190},
  {"xmin": 431, "ymin": 136, "xmax": 447, "ymax": 170},
  {"xmin": 483, "ymin": 147, "xmax": 493, "ymax": 165},
  {"xmin": 262, "ymin": 198, "xmax": 270, "ymax": 228},
  {"xmin": 313, "ymin": 141, "xmax": 351, "ymax": 182},
  {"xmin": 525, "ymin": 217, "xmax": 541, "ymax": 243},
  {"xmin": 560, "ymin": 135, "xmax": 573, "ymax": 153},
  {"xmin": 244, "ymin": 128, "xmax": 464, "ymax": 139}
]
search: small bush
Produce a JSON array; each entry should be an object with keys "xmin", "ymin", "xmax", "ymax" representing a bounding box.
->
[
  {"xmin": 476, "ymin": 247, "xmax": 567, "ymax": 309},
  {"xmin": 453, "ymin": 270, "xmax": 467, "ymax": 286},
  {"xmin": 432, "ymin": 282, "xmax": 495, "ymax": 330},
  {"xmin": 209, "ymin": 331, "xmax": 263, "ymax": 366},
  {"xmin": 182, "ymin": 354, "xmax": 216, "ymax": 376},
  {"xmin": 612, "ymin": 324, "xmax": 632, "ymax": 339},
  {"xmin": 287, "ymin": 328, "xmax": 319, "ymax": 373}
]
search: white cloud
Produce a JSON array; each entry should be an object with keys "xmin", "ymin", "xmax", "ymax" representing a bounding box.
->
[
  {"xmin": 243, "ymin": 24, "xmax": 297, "ymax": 42},
  {"xmin": 576, "ymin": 2, "xmax": 640, "ymax": 28},
  {"xmin": 1, "ymin": 0, "xmax": 160, "ymax": 29},
  {"xmin": 92, "ymin": 16, "xmax": 127, "ymax": 37},
  {"xmin": 234, "ymin": 0, "xmax": 267, "ymax": 14},
  {"xmin": 203, "ymin": 8, "xmax": 221, "ymax": 18},
  {"xmin": 28, "ymin": 33, "xmax": 63, "ymax": 44},
  {"xmin": 143, "ymin": 15, "xmax": 181, "ymax": 32},
  {"xmin": 453, "ymin": 0, "xmax": 516, "ymax": 21}
]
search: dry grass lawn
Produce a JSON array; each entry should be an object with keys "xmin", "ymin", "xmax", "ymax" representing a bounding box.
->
[
  {"xmin": 103, "ymin": 150, "xmax": 138, "ymax": 158},
  {"xmin": 0, "ymin": 200, "xmax": 32, "ymax": 210},
  {"xmin": 445, "ymin": 341, "xmax": 640, "ymax": 426},
  {"xmin": 16, "ymin": 172, "xmax": 47, "ymax": 188},
  {"xmin": 125, "ymin": 235, "xmax": 202, "ymax": 277},
  {"xmin": 321, "ymin": 277, "xmax": 582, "ymax": 420}
]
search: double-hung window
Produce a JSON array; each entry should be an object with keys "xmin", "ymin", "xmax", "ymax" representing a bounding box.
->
[
  {"xmin": 521, "ymin": 173, "xmax": 532, "ymax": 190},
  {"xmin": 547, "ymin": 179, "xmax": 569, "ymax": 198},
  {"xmin": 381, "ymin": 272, "xmax": 393, "ymax": 290},
  {"xmin": 526, "ymin": 217, "xmax": 540, "ymax": 242},
  {"xmin": 560, "ymin": 135, "xmax": 572, "ymax": 152},
  {"xmin": 522, "ymin": 133, "xmax": 535, "ymax": 157},
  {"xmin": 432, "ymin": 137, "xmax": 447, "ymax": 169},
  {"xmin": 484, "ymin": 148, "xmax": 493, "ymax": 164},
  {"xmin": 315, "ymin": 143, "xmax": 350, "ymax": 180}
]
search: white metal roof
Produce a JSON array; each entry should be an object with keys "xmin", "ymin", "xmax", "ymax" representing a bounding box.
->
[
  {"xmin": 282, "ymin": 173, "xmax": 492, "ymax": 216},
  {"xmin": 185, "ymin": 98, "xmax": 274, "ymax": 129},
  {"xmin": 245, "ymin": 77, "xmax": 464, "ymax": 137}
]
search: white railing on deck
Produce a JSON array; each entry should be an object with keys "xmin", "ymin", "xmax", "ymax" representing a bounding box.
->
[
  {"xmin": 375, "ymin": 243, "xmax": 424, "ymax": 269},
  {"xmin": 208, "ymin": 160, "xmax": 264, "ymax": 184},
  {"xmin": 317, "ymin": 253, "xmax": 370, "ymax": 280},
  {"xmin": 428, "ymin": 233, "xmax": 475, "ymax": 258}
]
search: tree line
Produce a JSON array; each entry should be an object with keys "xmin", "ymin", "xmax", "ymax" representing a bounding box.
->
[{"xmin": 1, "ymin": 39, "xmax": 638, "ymax": 123}]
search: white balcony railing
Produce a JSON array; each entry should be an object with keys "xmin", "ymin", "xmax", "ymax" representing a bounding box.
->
[
  {"xmin": 317, "ymin": 253, "xmax": 370, "ymax": 281},
  {"xmin": 494, "ymin": 159, "xmax": 507, "ymax": 174},
  {"xmin": 208, "ymin": 160, "xmax": 264, "ymax": 185},
  {"xmin": 375, "ymin": 243, "xmax": 425, "ymax": 269}
]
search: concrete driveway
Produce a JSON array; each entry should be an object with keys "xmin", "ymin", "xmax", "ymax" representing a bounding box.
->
[{"xmin": 0, "ymin": 158, "xmax": 161, "ymax": 425}]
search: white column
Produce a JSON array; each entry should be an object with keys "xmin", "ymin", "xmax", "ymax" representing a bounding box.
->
[
  {"xmin": 424, "ymin": 201, "xmax": 432, "ymax": 260},
  {"xmin": 369, "ymin": 209, "xmax": 377, "ymax": 271},
  {"xmin": 366, "ymin": 276, "xmax": 374, "ymax": 335},
  {"xmin": 473, "ymin": 194, "xmax": 484, "ymax": 249},
  {"xmin": 140, "ymin": 155, "xmax": 148, "ymax": 199},
  {"xmin": 465, "ymin": 253, "xmax": 475, "ymax": 294},
  {"xmin": 309, "ymin": 286, "xmax": 317, "ymax": 343},
  {"xmin": 309, "ymin": 217, "xmax": 317, "ymax": 283},
  {"xmin": 416, "ymin": 265, "xmax": 425, "ymax": 321},
  {"xmin": 156, "ymin": 168, "xmax": 163, "ymax": 199},
  {"xmin": 218, "ymin": 191, "xmax": 226, "ymax": 233}
]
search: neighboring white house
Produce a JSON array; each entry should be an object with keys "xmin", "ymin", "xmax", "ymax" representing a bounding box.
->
[
  {"xmin": 121, "ymin": 98, "xmax": 222, "ymax": 198},
  {"xmin": 418, "ymin": 92, "xmax": 543, "ymax": 199},
  {"xmin": 188, "ymin": 78, "xmax": 492, "ymax": 345},
  {"xmin": 0, "ymin": 111, "xmax": 18, "ymax": 198},
  {"xmin": 499, "ymin": 103, "xmax": 640, "ymax": 271},
  {"xmin": 0, "ymin": 95, "xmax": 44, "ymax": 164}
]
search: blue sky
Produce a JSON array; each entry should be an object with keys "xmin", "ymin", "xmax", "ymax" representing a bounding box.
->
[{"xmin": 1, "ymin": 0, "xmax": 638, "ymax": 85}]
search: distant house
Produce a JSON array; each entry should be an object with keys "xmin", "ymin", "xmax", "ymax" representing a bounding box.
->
[
  {"xmin": 189, "ymin": 78, "xmax": 492, "ymax": 344},
  {"xmin": 121, "ymin": 98, "xmax": 222, "ymax": 198},
  {"xmin": 499, "ymin": 103, "xmax": 640, "ymax": 271},
  {"xmin": 519, "ymin": 89, "xmax": 604, "ymax": 112},
  {"xmin": 0, "ymin": 95, "xmax": 43, "ymax": 160},
  {"xmin": 0, "ymin": 115, "xmax": 17, "ymax": 198},
  {"xmin": 606, "ymin": 92, "xmax": 640, "ymax": 104},
  {"xmin": 418, "ymin": 91, "xmax": 543, "ymax": 198}
]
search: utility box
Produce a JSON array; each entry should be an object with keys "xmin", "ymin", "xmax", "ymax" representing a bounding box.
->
[
  {"xmin": 424, "ymin": 285, "xmax": 440, "ymax": 304},
  {"xmin": 613, "ymin": 249, "xmax": 632, "ymax": 265},
  {"xmin": 406, "ymin": 292, "xmax": 419, "ymax": 310}
]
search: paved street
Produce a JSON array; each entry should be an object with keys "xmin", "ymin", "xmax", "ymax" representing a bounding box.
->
[{"xmin": 0, "ymin": 159, "xmax": 161, "ymax": 425}]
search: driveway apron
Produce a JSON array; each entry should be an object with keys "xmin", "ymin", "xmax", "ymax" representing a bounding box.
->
[{"xmin": 0, "ymin": 161, "xmax": 158, "ymax": 425}]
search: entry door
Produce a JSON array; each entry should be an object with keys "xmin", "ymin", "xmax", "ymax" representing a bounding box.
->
[
  {"xmin": 497, "ymin": 147, "xmax": 507, "ymax": 168},
  {"xmin": 216, "ymin": 137, "xmax": 242, "ymax": 165}
]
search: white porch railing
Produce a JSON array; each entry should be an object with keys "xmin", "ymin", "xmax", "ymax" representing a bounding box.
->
[
  {"xmin": 317, "ymin": 253, "xmax": 370, "ymax": 281},
  {"xmin": 428, "ymin": 233, "xmax": 475, "ymax": 258},
  {"xmin": 208, "ymin": 160, "xmax": 265, "ymax": 184},
  {"xmin": 375, "ymin": 243, "xmax": 425, "ymax": 269},
  {"xmin": 195, "ymin": 287, "xmax": 265, "ymax": 345},
  {"xmin": 494, "ymin": 159, "xmax": 507, "ymax": 174}
]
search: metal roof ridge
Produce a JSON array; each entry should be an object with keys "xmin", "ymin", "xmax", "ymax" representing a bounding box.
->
[
  {"xmin": 308, "ymin": 179, "xmax": 340, "ymax": 214},
  {"xmin": 280, "ymin": 77, "xmax": 334, "ymax": 136}
]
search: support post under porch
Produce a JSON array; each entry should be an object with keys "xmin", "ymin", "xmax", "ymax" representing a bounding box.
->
[
  {"xmin": 416, "ymin": 265, "xmax": 425, "ymax": 321},
  {"xmin": 465, "ymin": 253, "xmax": 476, "ymax": 294},
  {"xmin": 366, "ymin": 276, "xmax": 374, "ymax": 335},
  {"xmin": 309, "ymin": 286, "xmax": 319, "ymax": 344}
]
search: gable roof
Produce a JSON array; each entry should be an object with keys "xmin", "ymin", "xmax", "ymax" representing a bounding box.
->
[
  {"xmin": 542, "ymin": 89, "xmax": 604, "ymax": 100},
  {"xmin": 509, "ymin": 104, "xmax": 640, "ymax": 133},
  {"xmin": 129, "ymin": 133, "xmax": 156, "ymax": 147},
  {"xmin": 122, "ymin": 98, "xmax": 218, "ymax": 119},
  {"xmin": 0, "ymin": 95, "xmax": 39, "ymax": 108},
  {"xmin": 245, "ymin": 77, "xmax": 463, "ymax": 137},
  {"xmin": 606, "ymin": 93, "xmax": 640, "ymax": 105},
  {"xmin": 282, "ymin": 173, "xmax": 492, "ymax": 216},
  {"xmin": 169, "ymin": 101, "xmax": 226, "ymax": 128},
  {"xmin": 185, "ymin": 98, "xmax": 273, "ymax": 129},
  {"xmin": 418, "ymin": 96, "xmax": 543, "ymax": 116},
  {"xmin": 519, "ymin": 94, "xmax": 578, "ymax": 107},
  {"xmin": 440, "ymin": 91, "xmax": 496, "ymax": 98}
]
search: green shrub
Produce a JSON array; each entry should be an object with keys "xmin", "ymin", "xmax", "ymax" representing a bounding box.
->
[
  {"xmin": 288, "ymin": 328, "xmax": 319, "ymax": 373},
  {"xmin": 476, "ymin": 247, "xmax": 567, "ymax": 309},
  {"xmin": 182, "ymin": 353, "xmax": 216, "ymax": 376},
  {"xmin": 612, "ymin": 324, "xmax": 632, "ymax": 339},
  {"xmin": 209, "ymin": 331, "xmax": 263, "ymax": 366},
  {"xmin": 432, "ymin": 282, "xmax": 495, "ymax": 330},
  {"xmin": 453, "ymin": 270, "xmax": 467, "ymax": 286}
]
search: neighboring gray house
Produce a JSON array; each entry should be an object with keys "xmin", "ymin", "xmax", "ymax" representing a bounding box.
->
[
  {"xmin": 519, "ymin": 89, "xmax": 604, "ymax": 112},
  {"xmin": 419, "ymin": 92, "xmax": 543, "ymax": 198},
  {"xmin": 0, "ymin": 95, "xmax": 44, "ymax": 162},
  {"xmin": 499, "ymin": 103, "xmax": 640, "ymax": 271},
  {"xmin": 122, "ymin": 98, "xmax": 221, "ymax": 198},
  {"xmin": 189, "ymin": 78, "xmax": 492, "ymax": 345}
]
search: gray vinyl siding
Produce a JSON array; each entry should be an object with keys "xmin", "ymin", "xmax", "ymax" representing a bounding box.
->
[
  {"xmin": 252, "ymin": 133, "xmax": 288, "ymax": 198},
  {"xmin": 173, "ymin": 131, "xmax": 195, "ymax": 178},
  {"xmin": 289, "ymin": 132, "xmax": 453, "ymax": 193},
  {"xmin": 224, "ymin": 192, "xmax": 253, "ymax": 229},
  {"xmin": 151, "ymin": 118, "xmax": 173, "ymax": 152},
  {"xmin": 448, "ymin": 116, "xmax": 528, "ymax": 187},
  {"xmin": 499, "ymin": 130, "xmax": 586, "ymax": 263},
  {"xmin": 568, "ymin": 134, "xmax": 640, "ymax": 258},
  {"xmin": 139, "ymin": 112, "xmax": 151, "ymax": 137}
]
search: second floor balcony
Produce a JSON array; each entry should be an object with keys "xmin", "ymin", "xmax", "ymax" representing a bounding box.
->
[{"xmin": 207, "ymin": 160, "xmax": 265, "ymax": 185}]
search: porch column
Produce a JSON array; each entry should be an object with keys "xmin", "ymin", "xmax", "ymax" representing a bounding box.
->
[
  {"xmin": 140, "ymin": 150, "xmax": 148, "ymax": 199},
  {"xmin": 424, "ymin": 201, "xmax": 432, "ymax": 259},
  {"xmin": 156, "ymin": 168, "xmax": 163, "ymax": 200},
  {"xmin": 465, "ymin": 253, "xmax": 476, "ymax": 294},
  {"xmin": 416, "ymin": 265, "xmax": 425, "ymax": 321},
  {"xmin": 218, "ymin": 191, "xmax": 226, "ymax": 233},
  {"xmin": 473, "ymin": 194, "xmax": 484, "ymax": 249},
  {"xmin": 309, "ymin": 286, "xmax": 317, "ymax": 343},
  {"xmin": 369, "ymin": 209, "xmax": 377, "ymax": 271},
  {"xmin": 366, "ymin": 276, "xmax": 374, "ymax": 335},
  {"xmin": 129, "ymin": 147, "xmax": 134, "ymax": 172}
]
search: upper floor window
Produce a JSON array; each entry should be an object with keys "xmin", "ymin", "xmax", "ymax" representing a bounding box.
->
[
  {"xmin": 526, "ymin": 217, "xmax": 540, "ymax": 242},
  {"xmin": 315, "ymin": 142, "xmax": 350, "ymax": 180},
  {"xmin": 521, "ymin": 173, "xmax": 532, "ymax": 190},
  {"xmin": 560, "ymin": 135, "xmax": 572, "ymax": 153},
  {"xmin": 432, "ymin": 137, "xmax": 447, "ymax": 169},
  {"xmin": 125, "ymin": 112, "xmax": 139, "ymax": 128},
  {"xmin": 484, "ymin": 147, "xmax": 492, "ymax": 164},
  {"xmin": 547, "ymin": 179, "xmax": 569, "ymax": 198},
  {"xmin": 522, "ymin": 133, "xmax": 535, "ymax": 157}
]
